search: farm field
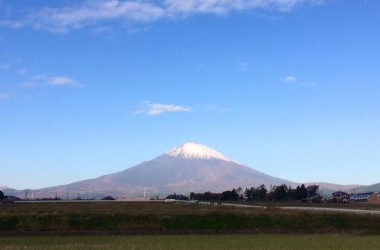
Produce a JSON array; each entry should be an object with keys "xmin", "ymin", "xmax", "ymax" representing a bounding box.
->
[
  {"xmin": 1, "ymin": 234, "xmax": 380, "ymax": 250},
  {"xmin": 1, "ymin": 201, "xmax": 380, "ymax": 235}
]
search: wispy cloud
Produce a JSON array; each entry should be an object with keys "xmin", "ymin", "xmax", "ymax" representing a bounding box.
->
[
  {"xmin": 0, "ymin": 92, "xmax": 11, "ymax": 100},
  {"xmin": 282, "ymin": 75, "xmax": 315, "ymax": 87},
  {"xmin": 283, "ymin": 75, "xmax": 298, "ymax": 82},
  {"xmin": 238, "ymin": 62, "xmax": 249, "ymax": 72},
  {"xmin": 18, "ymin": 74, "xmax": 82, "ymax": 89},
  {"xmin": 33, "ymin": 74, "xmax": 82, "ymax": 87},
  {"xmin": 136, "ymin": 101, "xmax": 192, "ymax": 116},
  {"xmin": 0, "ymin": 0, "xmax": 325, "ymax": 33},
  {"xmin": 19, "ymin": 81, "xmax": 36, "ymax": 88},
  {"xmin": 204, "ymin": 104, "xmax": 232, "ymax": 113},
  {"xmin": 0, "ymin": 62, "xmax": 11, "ymax": 71},
  {"xmin": 164, "ymin": 0, "xmax": 318, "ymax": 15},
  {"xmin": 298, "ymin": 81, "xmax": 316, "ymax": 87},
  {"xmin": 0, "ymin": 62, "xmax": 27, "ymax": 76}
]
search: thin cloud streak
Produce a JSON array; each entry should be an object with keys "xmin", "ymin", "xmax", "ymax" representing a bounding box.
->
[
  {"xmin": 204, "ymin": 104, "xmax": 232, "ymax": 113},
  {"xmin": 34, "ymin": 75, "xmax": 82, "ymax": 87},
  {"xmin": 0, "ymin": 0, "xmax": 325, "ymax": 33},
  {"xmin": 0, "ymin": 92, "xmax": 11, "ymax": 100},
  {"xmin": 136, "ymin": 101, "xmax": 192, "ymax": 116},
  {"xmin": 282, "ymin": 75, "xmax": 316, "ymax": 87},
  {"xmin": 238, "ymin": 62, "xmax": 249, "ymax": 72},
  {"xmin": 283, "ymin": 75, "xmax": 298, "ymax": 82}
]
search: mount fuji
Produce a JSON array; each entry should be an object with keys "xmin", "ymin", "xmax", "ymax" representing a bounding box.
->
[
  {"xmin": 31, "ymin": 143, "xmax": 294, "ymax": 198},
  {"xmin": 7, "ymin": 143, "xmax": 361, "ymax": 198}
]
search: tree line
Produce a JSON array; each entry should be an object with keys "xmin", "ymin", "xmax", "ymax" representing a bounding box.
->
[{"xmin": 166, "ymin": 184, "xmax": 322, "ymax": 202}]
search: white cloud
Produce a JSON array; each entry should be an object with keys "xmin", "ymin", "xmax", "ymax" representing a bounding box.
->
[
  {"xmin": 282, "ymin": 75, "xmax": 316, "ymax": 87},
  {"xmin": 219, "ymin": 107, "xmax": 232, "ymax": 113},
  {"xmin": 164, "ymin": 0, "xmax": 316, "ymax": 15},
  {"xmin": 299, "ymin": 81, "xmax": 316, "ymax": 87},
  {"xmin": 0, "ymin": 62, "xmax": 26, "ymax": 77},
  {"xmin": 136, "ymin": 101, "xmax": 192, "ymax": 116},
  {"xmin": 0, "ymin": 62, "xmax": 10, "ymax": 71},
  {"xmin": 34, "ymin": 74, "xmax": 82, "ymax": 87},
  {"xmin": 283, "ymin": 75, "xmax": 298, "ymax": 82},
  {"xmin": 204, "ymin": 104, "xmax": 232, "ymax": 113},
  {"xmin": 0, "ymin": 0, "xmax": 325, "ymax": 32},
  {"xmin": 0, "ymin": 92, "xmax": 11, "ymax": 100},
  {"xmin": 19, "ymin": 81, "xmax": 36, "ymax": 88},
  {"xmin": 16, "ymin": 69, "xmax": 27, "ymax": 75},
  {"xmin": 19, "ymin": 1, "xmax": 164, "ymax": 33},
  {"xmin": 238, "ymin": 62, "xmax": 249, "ymax": 72},
  {"xmin": 204, "ymin": 104, "xmax": 218, "ymax": 111}
]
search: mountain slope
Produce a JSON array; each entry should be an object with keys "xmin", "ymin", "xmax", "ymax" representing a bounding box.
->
[
  {"xmin": 6, "ymin": 143, "xmax": 366, "ymax": 199},
  {"xmin": 305, "ymin": 182, "xmax": 363, "ymax": 197},
  {"xmin": 348, "ymin": 182, "xmax": 380, "ymax": 193},
  {"xmin": 37, "ymin": 143, "xmax": 295, "ymax": 198}
]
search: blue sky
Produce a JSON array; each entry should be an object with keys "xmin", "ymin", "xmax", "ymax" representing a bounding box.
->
[{"xmin": 0, "ymin": 0, "xmax": 379, "ymax": 190}]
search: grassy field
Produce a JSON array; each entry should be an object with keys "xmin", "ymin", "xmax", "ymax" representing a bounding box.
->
[
  {"xmin": 0, "ymin": 201, "xmax": 380, "ymax": 235},
  {"xmin": 1, "ymin": 235, "xmax": 380, "ymax": 250}
]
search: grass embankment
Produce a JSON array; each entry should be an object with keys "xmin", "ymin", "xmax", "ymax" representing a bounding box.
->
[
  {"xmin": 0, "ymin": 202, "xmax": 380, "ymax": 235},
  {"xmin": 1, "ymin": 235, "xmax": 380, "ymax": 250}
]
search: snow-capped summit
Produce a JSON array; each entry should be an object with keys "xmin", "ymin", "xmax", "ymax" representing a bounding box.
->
[{"xmin": 165, "ymin": 142, "xmax": 233, "ymax": 162}]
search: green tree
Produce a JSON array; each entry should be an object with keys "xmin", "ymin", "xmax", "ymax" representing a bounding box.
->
[
  {"xmin": 274, "ymin": 185, "xmax": 288, "ymax": 201},
  {"xmin": 190, "ymin": 192, "xmax": 195, "ymax": 200},
  {"xmin": 295, "ymin": 184, "xmax": 308, "ymax": 200},
  {"xmin": 286, "ymin": 186, "xmax": 296, "ymax": 200},
  {"xmin": 257, "ymin": 184, "xmax": 267, "ymax": 201},
  {"xmin": 221, "ymin": 189, "xmax": 239, "ymax": 201},
  {"xmin": 307, "ymin": 185, "xmax": 320, "ymax": 198},
  {"xmin": 0, "ymin": 190, "xmax": 4, "ymax": 200}
]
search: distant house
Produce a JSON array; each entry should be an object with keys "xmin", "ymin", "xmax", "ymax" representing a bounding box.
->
[
  {"xmin": 350, "ymin": 192, "xmax": 380, "ymax": 204},
  {"xmin": 332, "ymin": 191, "xmax": 350, "ymax": 202}
]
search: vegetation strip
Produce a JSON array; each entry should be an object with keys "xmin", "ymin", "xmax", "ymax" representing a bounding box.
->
[{"xmin": 1, "ymin": 202, "xmax": 380, "ymax": 235}]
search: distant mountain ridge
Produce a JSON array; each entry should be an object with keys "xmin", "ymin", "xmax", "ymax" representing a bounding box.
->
[
  {"xmin": 349, "ymin": 182, "xmax": 380, "ymax": 193},
  {"xmin": 2, "ymin": 143, "xmax": 369, "ymax": 199}
]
